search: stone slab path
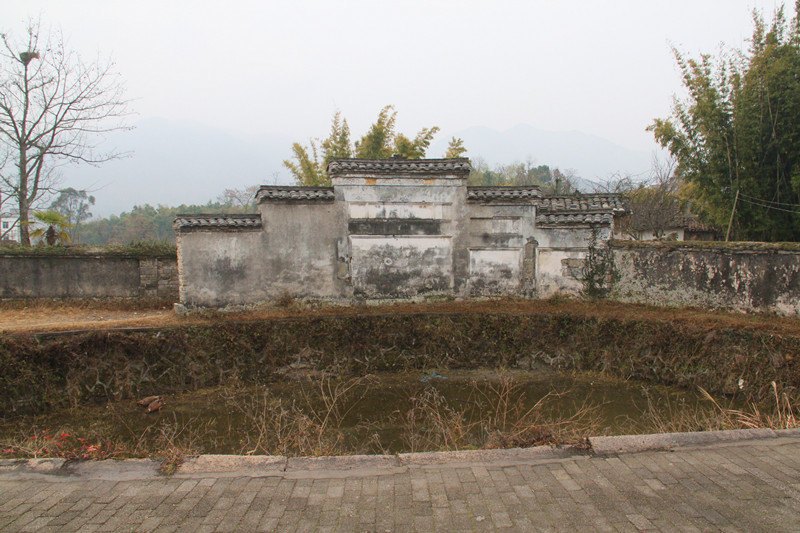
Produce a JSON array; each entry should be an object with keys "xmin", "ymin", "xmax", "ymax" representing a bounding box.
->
[{"xmin": 1, "ymin": 431, "xmax": 799, "ymax": 532}]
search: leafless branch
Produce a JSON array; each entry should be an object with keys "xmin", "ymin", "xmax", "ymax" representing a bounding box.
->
[{"xmin": 0, "ymin": 19, "xmax": 132, "ymax": 244}]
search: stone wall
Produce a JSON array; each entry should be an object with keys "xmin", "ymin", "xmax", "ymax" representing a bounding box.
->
[
  {"xmin": 0, "ymin": 253, "xmax": 178, "ymax": 300},
  {"xmin": 174, "ymin": 160, "xmax": 625, "ymax": 308},
  {"xmin": 610, "ymin": 241, "xmax": 800, "ymax": 315},
  {"xmin": 176, "ymin": 205, "xmax": 347, "ymax": 307}
]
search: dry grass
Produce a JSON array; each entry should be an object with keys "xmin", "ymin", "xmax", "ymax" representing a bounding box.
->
[
  {"xmin": 699, "ymin": 382, "xmax": 798, "ymax": 430},
  {"xmin": 475, "ymin": 375, "xmax": 600, "ymax": 449},
  {"xmin": 402, "ymin": 373, "xmax": 601, "ymax": 452},
  {"xmin": 223, "ymin": 375, "xmax": 376, "ymax": 457},
  {"xmin": 634, "ymin": 381, "xmax": 799, "ymax": 434},
  {"xmin": 0, "ymin": 413, "xmax": 217, "ymax": 475},
  {"xmin": 3, "ymin": 297, "xmax": 800, "ymax": 337},
  {"xmin": 402, "ymin": 387, "xmax": 472, "ymax": 452},
  {"xmin": 2, "ymin": 374, "xmax": 797, "ymax": 467}
]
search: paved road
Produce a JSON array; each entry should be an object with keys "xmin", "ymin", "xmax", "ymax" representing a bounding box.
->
[{"xmin": 1, "ymin": 434, "xmax": 799, "ymax": 532}]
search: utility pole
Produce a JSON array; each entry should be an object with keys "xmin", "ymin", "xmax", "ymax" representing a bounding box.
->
[{"xmin": 725, "ymin": 189, "xmax": 740, "ymax": 242}]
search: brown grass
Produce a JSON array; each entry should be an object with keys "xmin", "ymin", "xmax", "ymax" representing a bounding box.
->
[
  {"xmin": 3, "ymin": 297, "xmax": 800, "ymax": 336},
  {"xmin": 222, "ymin": 375, "xmax": 376, "ymax": 457},
  {"xmin": 699, "ymin": 382, "xmax": 798, "ymax": 430},
  {"xmin": 633, "ymin": 381, "xmax": 799, "ymax": 434},
  {"xmin": 401, "ymin": 373, "xmax": 601, "ymax": 452}
]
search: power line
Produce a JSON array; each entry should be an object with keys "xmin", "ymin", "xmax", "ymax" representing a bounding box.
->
[
  {"xmin": 738, "ymin": 192, "xmax": 800, "ymax": 208},
  {"xmin": 738, "ymin": 196, "xmax": 800, "ymax": 214}
]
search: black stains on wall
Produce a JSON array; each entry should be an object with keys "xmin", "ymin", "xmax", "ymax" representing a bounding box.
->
[{"xmin": 348, "ymin": 219, "xmax": 442, "ymax": 236}]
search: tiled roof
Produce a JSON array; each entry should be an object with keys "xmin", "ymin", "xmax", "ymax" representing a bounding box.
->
[
  {"xmin": 535, "ymin": 194, "xmax": 627, "ymax": 213},
  {"xmin": 536, "ymin": 212, "xmax": 615, "ymax": 226},
  {"xmin": 327, "ymin": 158, "xmax": 471, "ymax": 176},
  {"xmin": 467, "ymin": 187, "xmax": 542, "ymax": 201},
  {"xmin": 174, "ymin": 214, "xmax": 262, "ymax": 231},
  {"xmin": 256, "ymin": 186, "xmax": 334, "ymax": 202},
  {"xmin": 680, "ymin": 214, "xmax": 718, "ymax": 233}
]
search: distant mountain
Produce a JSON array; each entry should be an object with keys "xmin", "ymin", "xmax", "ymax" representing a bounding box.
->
[
  {"xmin": 60, "ymin": 118, "xmax": 293, "ymax": 217},
  {"xmin": 59, "ymin": 119, "xmax": 652, "ymax": 217},
  {"xmin": 431, "ymin": 124, "xmax": 653, "ymax": 184}
]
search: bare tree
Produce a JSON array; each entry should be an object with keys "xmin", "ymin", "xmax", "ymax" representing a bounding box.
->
[
  {"xmin": 0, "ymin": 19, "xmax": 131, "ymax": 245},
  {"xmin": 0, "ymin": 151, "xmax": 18, "ymax": 241},
  {"xmin": 218, "ymin": 185, "xmax": 259, "ymax": 211},
  {"xmin": 597, "ymin": 156, "xmax": 685, "ymax": 240}
]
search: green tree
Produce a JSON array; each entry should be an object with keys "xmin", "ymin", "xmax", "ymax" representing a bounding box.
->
[
  {"xmin": 284, "ymin": 106, "xmax": 444, "ymax": 186},
  {"xmin": 650, "ymin": 2, "xmax": 800, "ymax": 241},
  {"xmin": 321, "ymin": 111, "xmax": 352, "ymax": 167},
  {"xmin": 48, "ymin": 188, "xmax": 95, "ymax": 242},
  {"xmin": 444, "ymin": 137, "xmax": 467, "ymax": 158},
  {"xmin": 29, "ymin": 210, "xmax": 71, "ymax": 245},
  {"xmin": 467, "ymin": 157, "xmax": 578, "ymax": 193}
]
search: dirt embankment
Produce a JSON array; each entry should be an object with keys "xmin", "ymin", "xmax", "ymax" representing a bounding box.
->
[
  {"xmin": 1, "ymin": 299, "xmax": 798, "ymax": 419},
  {"xmin": 3, "ymin": 298, "xmax": 800, "ymax": 336}
]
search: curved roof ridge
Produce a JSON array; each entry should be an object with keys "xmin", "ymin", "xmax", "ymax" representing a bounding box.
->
[{"xmin": 327, "ymin": 158, "xmax": 471, "ymax": 176}]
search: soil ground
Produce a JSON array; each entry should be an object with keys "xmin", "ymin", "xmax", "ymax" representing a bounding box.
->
[{"xmin": 2, "ymin": 298, "xmax": 800, "ymax": 337}]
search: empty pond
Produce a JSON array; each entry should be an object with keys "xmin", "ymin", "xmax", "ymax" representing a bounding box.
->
[{"xmin": 0, "ymin": 369, "xmax": 732, "ymax": 459}]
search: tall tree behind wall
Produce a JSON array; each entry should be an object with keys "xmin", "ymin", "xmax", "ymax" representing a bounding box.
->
[
  {"xmin": 284, "ymin": 106, "xmax": 446, "ymax": 186},
  {"xmin": 468, "ymin": 157, "xmax": 579, "ymax": 194},
  {"xmin": 49, "ymin": 188, "xmax": 95, "ymax": 242},
  {"xmin": 650, "ymin": 2, "xmax": 800, "ymax": 241}
]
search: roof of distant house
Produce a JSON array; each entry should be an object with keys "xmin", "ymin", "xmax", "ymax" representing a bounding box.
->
[{"xmin": 536, "ymin": 194, "xmax": 627, "ymax": 214}]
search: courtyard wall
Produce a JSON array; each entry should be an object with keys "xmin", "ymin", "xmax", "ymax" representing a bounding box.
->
[
  {"xmin": 609, "ymin": 240, "xmax": 800, "ymax": 315},
  {"xmin": 0, "ymin": 247, "xmax": 178, "ymax": 301}
]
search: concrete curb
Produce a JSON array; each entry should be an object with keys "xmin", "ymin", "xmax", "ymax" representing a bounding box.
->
[
  {"xmin": 64, "ymin": 459, "xmax": 162, "ymax": 480},
  {"xmin": 175, "ymin": 455, "xmax": 287, "ymax": 478},
  {"xmin": 286, "ymin": 454, "xmax": 399, "ymax": 472},
  {"xmin": 0, "ymin": 458, "xmax": 66, "ymax": 475},
  {"xmin": 589, "ymin": 428, "xmax": 778, "ymax": 455},
  {"xmin": 1, "ymin": 428, "xmax": 796, "ymax": 480},
  {"xmin": 398, "ymin": 445, "xmax": 579, "ymax": 467}
]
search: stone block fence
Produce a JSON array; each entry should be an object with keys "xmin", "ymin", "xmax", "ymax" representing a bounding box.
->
[
  {"xmin": 608, "ymin": 240, "xmax": 800, "ymax": 315},
  {"xmin": 1, "ymin": 241, "xmax": 799, "ymax": 315},
  {"xmin": 0, "ymin": 247, "xmax": 178, "ymax": 301}
]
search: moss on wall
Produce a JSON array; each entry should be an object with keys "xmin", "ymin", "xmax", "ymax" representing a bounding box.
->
[
  {"xmin": 610, "ymin": 239, "xmax": 800, "ymax": 253},
  {"xmin": 0, "ymin": 242, "xmax": 176, "ymax": 258}
]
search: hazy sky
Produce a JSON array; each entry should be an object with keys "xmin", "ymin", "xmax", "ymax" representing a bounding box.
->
[{"xmin": 4, "ymin": 0, "xmax": 793, "ymax": 153}]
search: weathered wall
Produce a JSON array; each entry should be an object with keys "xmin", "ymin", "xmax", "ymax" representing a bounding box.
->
[
  {"xmin": 610, "ymin": 241, "xmax": 800, "ymax": 315},
  {"xmin": 177, "ymin": 230, "xmax": 266, "ymax": 307},
  {"xmin": 0, "ymin": 254, "xmax": 178, "ymax": 300},
  {"xmin": 465, "ymin": 202, "xmax": 536, "ymax": 296},
  {"xmin": 174, "ymin": 161, "xmax": 625, "ymax": 307},
  {"xmin": 334, "ymin": 173, "xmax": 467, "ymax": 299},
  {"xmin": 261, "ymin": 202, "xmax": 347, "ymax": 299},
  {"xmin": 534, "ymin": 225, "xmax": 611, "ymax": 297},
  {"xmin": 177, "ymin": 203, "xmax": 347, "ymax": 307}
]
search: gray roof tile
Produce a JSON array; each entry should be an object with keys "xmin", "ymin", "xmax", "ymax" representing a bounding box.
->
[
  {"xmin": 536, "ymin": 194, "xmax": 627, "ymax": 213},
  {"xmin": 467, "ymin": 187, "xmax": 542, "ymax": 201},
  {"xmin": 256, "ymin": 186, "xmax": 335, "ymax": 202},
  {"xmin": 536, "ymin": 212, "xmax": 615, "ymax": 226},
  {"xmin": 174, "ymin": 214, "xmax": 262, "ymax": 231},
  {"xmin": 328, "ymin": 158, "xmax": 471, "ymax": 176}
]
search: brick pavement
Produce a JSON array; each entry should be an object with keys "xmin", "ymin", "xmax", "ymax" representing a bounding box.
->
[{"xmin": 0, "ymin": 434, "xmax": 798, "ymax": 532}]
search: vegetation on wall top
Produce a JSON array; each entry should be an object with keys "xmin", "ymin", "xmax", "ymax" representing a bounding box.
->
[
  {"xmin": 0, "ymin": 241, "xmax": 177, "ymax": 257},
  {"xmin": 609, "ymin": 239, "xmax": 800, "ymax": 252}
]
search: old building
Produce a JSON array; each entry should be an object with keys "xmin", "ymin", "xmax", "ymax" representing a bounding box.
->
[{"xmin": 175, "ymin": 158, "xmax": 625, "ymax": 307}]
